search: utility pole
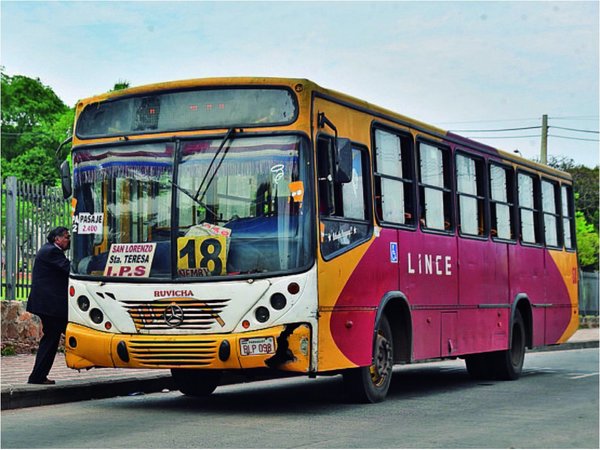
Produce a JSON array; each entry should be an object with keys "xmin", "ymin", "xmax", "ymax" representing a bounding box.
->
[{"xmin": 540, "ymin": 114, "xmax": 548, "ymax": 164}]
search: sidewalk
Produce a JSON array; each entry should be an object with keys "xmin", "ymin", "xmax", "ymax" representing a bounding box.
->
[{"xmin": 2, "ymin": 328, "xmax": 598, "ymax": 410}]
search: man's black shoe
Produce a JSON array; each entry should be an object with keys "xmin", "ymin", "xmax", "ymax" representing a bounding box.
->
[{"xmin": 28, "ymin": 378, "xmax": 56, "ymax": 385}]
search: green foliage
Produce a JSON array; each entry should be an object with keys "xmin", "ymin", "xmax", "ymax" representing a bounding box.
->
[
  {"xmin": 2, "ymin": 147, "xmax": 59, "ymax": 185},
  {"xmin": 1, "ymin": 71, "xmax": 76, "ymax": 187},
  {"xmin": 547, "ymin": 156, "xmax": 599, "ymax": 232},
  {"xmin": 112, "ymin": 80, "xmax": 131, "ymax": 91},
  {"xmin": 575, "ymin": 211, "xmax": 599, "ymax": 271}
]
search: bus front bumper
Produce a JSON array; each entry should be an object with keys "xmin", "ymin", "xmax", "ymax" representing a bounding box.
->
[{"xmin": 65, "ymin": 322, "xmax": 311, "ymax": 373}]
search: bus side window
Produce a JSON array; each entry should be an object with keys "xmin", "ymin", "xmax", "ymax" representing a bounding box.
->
[
  {"xmin": 317, "ymin": 135, "xmax": 371, "ymax": 258},
  {"xmin": 489, "ymin": 163, "xmax": 515, "ymax": 241},
  {"xmin": 561, "ymin": 184, "xmax": 575, "ymax": 250},
  {"xmin": 417, "ymin": 142, "xmax": 453, "ymax": 232},
  {"xmin": 541, "ymin": 179, "xmax": 561, "ymax": 248},
  {"xmin": 456, "ymin": 153, "xmax": 486, "ymax": 237},
  {"xmin": 373, "ymin": 128, "xmax": 415, "ymax": 227},
  {"xmin": 518, "ymin": 172, "xmax": 542, "ymax": 245}
]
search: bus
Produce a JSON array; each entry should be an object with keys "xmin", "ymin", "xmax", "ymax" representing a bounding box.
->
[{"xmin": 60, "ymin": 77, "xmax": 578, "ymax": 403}]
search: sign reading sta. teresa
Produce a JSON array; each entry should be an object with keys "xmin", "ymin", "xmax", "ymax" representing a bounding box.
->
[{"xmin": 104, "ymin": 243, "xmax": 157, "ymax": 277}]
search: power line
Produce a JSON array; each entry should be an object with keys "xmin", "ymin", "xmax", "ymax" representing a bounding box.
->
[
  {"xmin": 550, "ymin": 126, "xmax": 599, "ymax": 134},
  {"xmin": 465, "ymin": 134, "xmax": 541, "ymax": 139},
  {"xmin": 549, "ymin": 134, "xmax": 600, "ymax": 142},
  {"xmin": 450, "ymin": 126, "xmax": 541, "ymax": 133}
]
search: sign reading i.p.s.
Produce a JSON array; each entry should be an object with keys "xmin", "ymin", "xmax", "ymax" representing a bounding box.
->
[{"xmin": 104, "ymin": 243, "xmax": 157, "ymax": 278}]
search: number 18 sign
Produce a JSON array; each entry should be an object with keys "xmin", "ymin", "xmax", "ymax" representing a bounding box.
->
[{"xmin": 177, "ymin": 235, "xmax": 227, "ymax": 276}]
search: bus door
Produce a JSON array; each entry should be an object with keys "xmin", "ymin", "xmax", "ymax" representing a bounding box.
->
[
  {"xmin": 314, "ymin": 132, "xmax": 379, "ymax": 371},
  {"xmin": 456, "ymin": 156, "xmax": 510, "ymax": 354},
  {"xmin": 401, "ymin": 140, "xmax": 458, "ymax": 360}
]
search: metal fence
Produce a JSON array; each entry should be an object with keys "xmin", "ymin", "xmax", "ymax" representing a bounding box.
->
[
  {"xmin": 580, "ymin": 271, "xmax": 599, "ymax": 316},
  {"xmin": 1, "ymin": 176, "xmax": 71, "ymax": 300}
]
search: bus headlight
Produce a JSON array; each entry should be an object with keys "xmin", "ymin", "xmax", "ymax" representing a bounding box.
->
[
  {"xmin": 255, "ymin": 306, "xmax": 270, "ymax": 323},
  {"xmin": 90, "ymin": 308, "xmax": 104, "ymax": 324}
]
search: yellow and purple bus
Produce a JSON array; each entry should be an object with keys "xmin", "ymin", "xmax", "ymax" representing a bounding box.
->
[{"xmin": 61, "ymin": 77, "xmax": 578, "ymax": 402}]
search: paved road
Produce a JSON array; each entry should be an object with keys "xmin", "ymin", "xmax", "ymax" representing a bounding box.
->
[{"xmin": 2, "ymin": 348, "xmax": 598, "ymax": 449}]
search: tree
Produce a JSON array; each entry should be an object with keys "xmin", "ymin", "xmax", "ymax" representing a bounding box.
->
[
  {"xmin": 1, "ymin": 71, "xmax": 69, "ymax": 162},
  {"xmin": 546, "ymin": 155, "xmax": 599, "ymax": 231},
  {"xmin": 576, "ymin": 211, "xmax": 599, "ymax": 271}
]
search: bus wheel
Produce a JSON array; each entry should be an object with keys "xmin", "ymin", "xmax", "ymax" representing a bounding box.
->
[
  {"xmin": 171, "ymin": 369, "xmax": 222, "ymax": 396},
  {"xmin": 343, "ymin": 316, "xmax": 393, "ymax": 403},
  {"xmin": 492, "ymin": 310, "xmax": 526, "ymax": 380},
  {"xmin": 465, "ymin": 354, "xmax": 492, "ymax": 380},
  {"xmin": 465, "ymin": 311, "xmax": 526, "ymax": 381}
]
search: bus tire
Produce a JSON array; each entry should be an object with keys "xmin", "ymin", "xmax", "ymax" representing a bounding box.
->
[
  {"xmin": 465, "ymin": 310, "xmax": 526, "ymax": 381},
  {"xmin": 492, "ymin": 310, "xmax": 526, "ymax": 380},
  {"xmin": 343, "ymin": 315, "xmax": 393, "ymax": 403},
  {"xmin": 465, "ymin": 353, "xmax": 492, "ymax": 380},
  {"xmin": 171, "ymin": 369, "xmax": 221, "ymax": 397}
]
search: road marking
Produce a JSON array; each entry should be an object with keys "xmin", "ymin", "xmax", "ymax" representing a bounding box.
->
[{"xmin": 568, "ymin": 372, "xmax": 599, "ymax": 380}]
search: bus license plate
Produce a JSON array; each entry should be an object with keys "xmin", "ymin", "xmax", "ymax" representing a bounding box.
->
[{"xmin": 240, "ymin": 337, "xmax": 275, "ymax": 356}]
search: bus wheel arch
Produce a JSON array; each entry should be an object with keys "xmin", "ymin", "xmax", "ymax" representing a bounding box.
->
[
  {"xmin": 376, "ymin": 292, "xmax": 413, "ymax": 364},
  {"xmin": 342, "ymin": 292, "xmax": 412, "ymax": 403}
]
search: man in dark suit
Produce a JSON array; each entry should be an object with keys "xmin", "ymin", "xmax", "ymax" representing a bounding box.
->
[{"xmin": 27, "ymin": 226, "xmax": 71, "ymax": 385}]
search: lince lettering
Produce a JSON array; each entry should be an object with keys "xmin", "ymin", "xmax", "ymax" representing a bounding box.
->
[{"xmin": 407, "ymin": 252, "xmax": 452, "ymax": 276}]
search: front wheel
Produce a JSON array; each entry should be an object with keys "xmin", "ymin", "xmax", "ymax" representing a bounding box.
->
[
  {"xmin": 171, "ymin": 369, "xmax": 222, "ymax": 397},
  {"xmin": 343, "ymin": 315, "xmax": 394, "ymax": 403}
]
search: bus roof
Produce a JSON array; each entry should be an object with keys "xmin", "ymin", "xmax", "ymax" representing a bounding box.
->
[{"xmin": 76, "ymin": 76, "xmax": 571, "ymax": 181}]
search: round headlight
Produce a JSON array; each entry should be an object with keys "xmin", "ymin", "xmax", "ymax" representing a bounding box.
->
[
  {"xmin": 90, "ymin": 308, "xmax": 104, "ymax": 324},
  {"xmin": 270, "ymin": 293, "xmax": 287, "ymax": 310},
  {"xmin": 255, "ymin": 306, "xmax": 270, "ymax": 323},
  {"xmin": 77, "ymin": 296, "xmax": 90, "ymax": 312}
]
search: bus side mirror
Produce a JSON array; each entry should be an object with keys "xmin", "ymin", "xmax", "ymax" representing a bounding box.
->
[
  {"xmin": 334, "ymin": 138, "xmax": 352, "ymax": 183},
  {"xmin": 60, "ymin": 160, "xmax": 72, "ymax": 199}
]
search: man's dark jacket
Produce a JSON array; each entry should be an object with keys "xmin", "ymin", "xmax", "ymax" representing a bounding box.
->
[{"xmin": 26, "ymin": 242, "xmax": 70, "ymax": 319}]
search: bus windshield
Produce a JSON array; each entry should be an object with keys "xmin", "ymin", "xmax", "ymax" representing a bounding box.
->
[{"xmin": 71, "ymin": 135, "xmax": 313, "ymax": 279}]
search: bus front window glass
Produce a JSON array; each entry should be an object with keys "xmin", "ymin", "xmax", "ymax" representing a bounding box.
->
[
  {"xmin": 176, "ymin": 135, "xmax": 311, "ymax": 276},
  {"xmin": 71, "ymin": 143, "xmax": 174, "ymax": 277}
]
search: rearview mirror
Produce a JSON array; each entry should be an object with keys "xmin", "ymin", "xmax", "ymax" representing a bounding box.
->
[
  {"xmin": 60, "ymin": 160, "xmax": 72, "ymax": 198},
  {"xmin": 334, "ymin": 138, "xmax": 352, "ymax": 183}
]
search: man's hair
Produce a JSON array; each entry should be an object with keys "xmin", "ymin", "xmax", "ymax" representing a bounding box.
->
[{"xmin": 47, "ymin": 226, "xmax": 69, "ymax": 243}]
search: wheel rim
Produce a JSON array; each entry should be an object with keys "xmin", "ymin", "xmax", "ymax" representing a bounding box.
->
[{"xmin": 370, "ymin": 331, "xmax": 393, "ymax": 387}]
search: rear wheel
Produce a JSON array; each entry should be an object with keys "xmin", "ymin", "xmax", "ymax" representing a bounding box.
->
[
  {"xmin": 465, "ymin": 310, "xmax": 526, "ymax": 381},
  {"xmin": 171, "ymin": 369, "xmax": 222, "ymax": 397},
  {"xmin": 493, "ymin": 310, "xmax": 526, "ymax": 380},
  {"xmin": 343, "ymin": 316, "xmax": 394, "ymax": 403}
]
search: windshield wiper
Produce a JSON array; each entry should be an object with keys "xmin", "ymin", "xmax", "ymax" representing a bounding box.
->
[
  {"xmin": 193, "ymin": 128, "xmax": 236, "ymax": 204},
  {"xmin": 168, "ymin": 179, "xmax": 217, "ymax": 217}
]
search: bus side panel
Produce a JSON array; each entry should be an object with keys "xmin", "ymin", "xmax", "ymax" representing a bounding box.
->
[
  {"xmin": 320, "ymin": 229, "xmax": 399, "ymax": 370},
  {"xmin": 509, "ymin": 244, "xmax": 546, "ymax": 346},
  {"xmin": 398, "ymin": 231, "xmax": 458, "ymax": 361},
  {"xmin": 545, "ymin": 250, "xmax": 579, "ymax": 343}
]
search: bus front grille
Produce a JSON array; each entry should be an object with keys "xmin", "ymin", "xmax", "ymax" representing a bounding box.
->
[
  {"xmin": 127, "ymin": 339, "xmax": 218, "ymax": 367},
  {"xmin": 120, "ymin": 297, "xmax": 229, "ymax": 332}
]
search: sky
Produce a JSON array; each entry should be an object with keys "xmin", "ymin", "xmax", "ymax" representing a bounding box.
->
[{"xmin": 1, "ymin": 0, "xmax": 599, "ymax": 167}]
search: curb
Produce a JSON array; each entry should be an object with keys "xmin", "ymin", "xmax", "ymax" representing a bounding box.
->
[{"xmin": 2, "ymin": 340, "xmax": 597, "ymax": 411}]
